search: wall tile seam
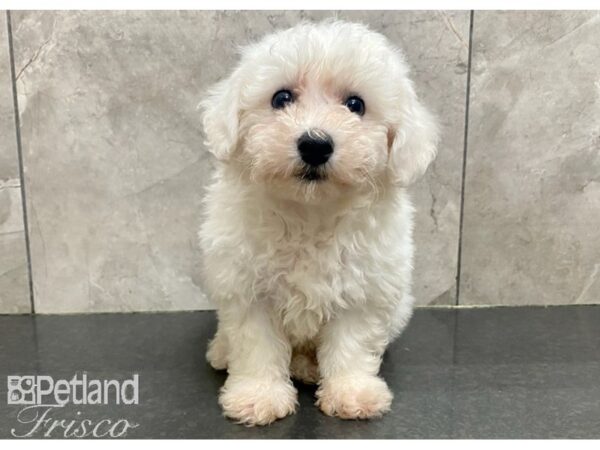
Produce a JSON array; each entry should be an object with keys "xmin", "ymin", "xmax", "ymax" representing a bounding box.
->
[
  {"xmin": 6, "ymin": 10, "xmax": 35, "ymax": 314},
  {"xmin": 454, "ymin": 10, "xmax": 474, "ymax": 307}
]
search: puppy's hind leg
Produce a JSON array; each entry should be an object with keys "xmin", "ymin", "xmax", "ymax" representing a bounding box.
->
[
  {"xmin": 206, "ymin": 325, "xmax": 229, "ymax": 370},
  {"xmin": 291, "ymin": 342, "xmax": 320, "ymax": 384}
]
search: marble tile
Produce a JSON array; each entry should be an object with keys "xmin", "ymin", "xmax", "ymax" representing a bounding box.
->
[
  {"xmin": 0, "ymin": 15, "xmax": 19, "ymax": 183},
  {"xmin": 12, "ymin": 11, "xmax": 466, "ymax": 312},
  {"xmin": 0, "ymin": 13, "xmax": 30, "ymax": 314},
  {"xmin": 460, "ymin": 11, "xmax": 600, "ymax": 305}
]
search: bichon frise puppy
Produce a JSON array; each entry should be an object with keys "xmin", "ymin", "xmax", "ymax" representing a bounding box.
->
[{"xmin": 199, "ymin": 20, "xmax": 438, "ymax": 426}]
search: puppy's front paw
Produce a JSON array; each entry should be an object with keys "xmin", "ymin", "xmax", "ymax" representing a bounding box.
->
[
  {"xmin": 316, "ymin": 375, "xmax": 393, "ymax": 419},
  {"xmin": 219, "ymin": 377, "xmax": 298, "ymax": 426}
]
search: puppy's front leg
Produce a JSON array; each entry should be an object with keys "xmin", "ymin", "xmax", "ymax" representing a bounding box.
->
[
  {"xmin": 219, "ymin": 302, "xmax": 297, "ymax": 426},
  {"xmin": 316, "ymin": 309, "xmax": 393, "ymax": 419}
]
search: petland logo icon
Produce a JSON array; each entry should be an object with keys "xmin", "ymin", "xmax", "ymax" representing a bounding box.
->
[{"xmin": 7, "ymin": 374, "xmax": 140, "ymax": 438}]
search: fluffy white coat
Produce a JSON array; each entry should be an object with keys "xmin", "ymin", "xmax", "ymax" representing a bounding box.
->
[{"xmin": 199, "ymin": 20, "xmax": 438, "ymax": 426}]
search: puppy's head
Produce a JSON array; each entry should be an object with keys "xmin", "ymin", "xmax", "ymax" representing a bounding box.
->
[{"xmin": 202, "ymin": 20, "xmax": 438, "ymax": 202}]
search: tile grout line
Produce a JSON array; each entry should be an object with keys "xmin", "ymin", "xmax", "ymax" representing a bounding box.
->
[
  {"xmin": 6, "ymin": 10, "xmax": 35, "ymax": 315},
  {"xmin": 454, "ymin": 10, "xmax": 474, "ymax": 307}
]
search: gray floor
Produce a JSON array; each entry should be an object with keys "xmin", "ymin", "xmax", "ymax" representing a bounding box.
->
[{"xmin": 1, "ymin": 306, "xmax": 599, "ymax": 439}]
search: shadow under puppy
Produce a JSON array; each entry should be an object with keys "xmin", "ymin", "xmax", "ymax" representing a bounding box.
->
[{"xmin": 199, "ymin": 20, "xmax": 438, "ymax": 426}]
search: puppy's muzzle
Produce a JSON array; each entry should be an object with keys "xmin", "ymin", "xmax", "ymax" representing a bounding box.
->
[{"xmin": 297, "ymin": 130, "xmax": 334, "ymax": 167}]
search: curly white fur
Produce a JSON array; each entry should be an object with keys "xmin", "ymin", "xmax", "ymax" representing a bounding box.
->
[{"xmin": 199, "ymin": 20, "xmax": 438, "ymax": 426}]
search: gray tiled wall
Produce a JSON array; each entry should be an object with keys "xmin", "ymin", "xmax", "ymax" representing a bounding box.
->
[
  {"xmin": 0, "ymin": 11, "xmax": 598, "ymax": 313},
  {"xmin": 460, "ymin": 11, "xmax": 600, "ymax": 305},
  {"xmin": 0, "ymin": 15, "xmax": 30, "ymax": 313}
]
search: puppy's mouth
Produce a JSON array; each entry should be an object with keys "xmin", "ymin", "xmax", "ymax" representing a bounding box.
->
[{"xmin": 296, "ymin": 165, "xmax": 327, "ymax": 182}]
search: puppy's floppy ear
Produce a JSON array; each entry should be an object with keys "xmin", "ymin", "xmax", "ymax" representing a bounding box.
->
[
  {"xmin": 387, "ymin": 87, "xmax": 439, "ymax": 187},
  {"xmin": 200, "ymin": 70, "xmax": 242, "ymax": 161}
]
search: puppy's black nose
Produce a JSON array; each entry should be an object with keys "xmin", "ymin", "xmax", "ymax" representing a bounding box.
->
[{"xmin": 297, "ymin": 131, "xmax": 334, "ymax": 167}]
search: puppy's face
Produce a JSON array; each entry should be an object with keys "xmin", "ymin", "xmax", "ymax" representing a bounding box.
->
[
  {"xmin": 202, "ymin": 21, "xmax": 438, "ymax": 203},
  {"xmin": 241, "ymin": 77, "xmax": 387, "ymax": 190}
]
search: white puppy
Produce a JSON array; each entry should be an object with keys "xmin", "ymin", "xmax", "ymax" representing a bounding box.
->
[{"xmin": 199, "ymin": 20, "xmax": 438, "ymax": 426}]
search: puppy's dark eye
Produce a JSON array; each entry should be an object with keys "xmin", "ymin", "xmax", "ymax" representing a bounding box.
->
[
  {"xmin": 344, "ymin": 96, "xmax": 365, "ymax": 116},
  {"xmin": 271, "ymin": 90, "xmax": 294, "ymax": 109}
]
